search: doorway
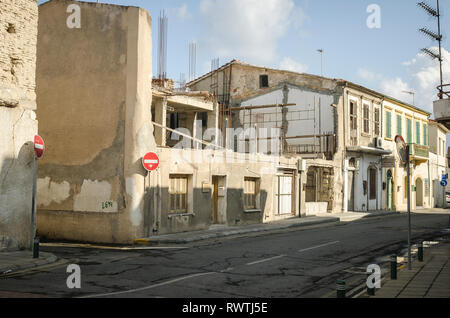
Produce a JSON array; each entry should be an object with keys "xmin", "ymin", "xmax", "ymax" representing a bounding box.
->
[
  {"xmin": 386, "ymin": 170, "xmax": 393, "ymax": 210},
  {"xmin": 348, "ymin": 170, "xmax": 355, "ymax": 211},
  {"xmin": 416, "ymin": 178, "xmax": 423, "ymax": 207},
  {"xmin": 368, "ymin": 167, "xmax": 377, "ymax": 211},
  {"xmin": 212, "ymin": 176, "xmax": 227, "ymax": 224}
]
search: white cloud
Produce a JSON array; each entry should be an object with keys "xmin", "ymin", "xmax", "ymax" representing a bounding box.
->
[
  {"xmin": 199, "ymin": 0, "xmax": 306, "ymax": 65},
  {"xmin": 379, "ymin": 77, "xmax": 413, "ymax": 101},
  {"xmin": 357, "ymin": 68, "xmax": 378, "ymax": 81},
  {"xmin": 279, "ymin": 57, "xmax": 308, "ymax": 73},
  {"xmin": 357, "ymin": 47, "xmax": 450, "ymax": 113},
  {"xmin": 176, "ymin": 4, "xmax": 192, "ymax": 21}
]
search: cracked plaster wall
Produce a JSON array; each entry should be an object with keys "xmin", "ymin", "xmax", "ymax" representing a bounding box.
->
[{"xmin": 0, "ymin": 0, "xmax": 38, "ymax": 250}]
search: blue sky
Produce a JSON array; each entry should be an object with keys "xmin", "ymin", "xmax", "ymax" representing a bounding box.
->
[{"xmin": 38, "ymin": 0, "xmax": 449, "ymax": 115}]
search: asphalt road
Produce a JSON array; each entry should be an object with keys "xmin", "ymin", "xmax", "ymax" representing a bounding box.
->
[{"xmin": 1, "ymin": 212, "xmax": 450, "ymax": 298}]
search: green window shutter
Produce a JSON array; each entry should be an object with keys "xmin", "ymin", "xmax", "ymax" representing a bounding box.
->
[
  {"xmin": 386, "ymin": 112, "xmax": 391, "ymax": 139},
  {"xmin": 423, "ymin": 124, "xmax": 428, "ymax": 146},
  {"xmin": 397, "ymin": 115, "xmax": 402, "ymax": 136},
  {"xmin": 407, "ymin": 118, "xmax": 412, "ymax": 144},
  {"xmin": 416, "ymin": 122, "xmax": 420, "ymax": 145}
]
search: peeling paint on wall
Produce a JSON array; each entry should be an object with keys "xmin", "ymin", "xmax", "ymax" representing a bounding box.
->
[
  {"xmin": 73, "ymin": 179, "xmax": 117, "ymax": 212},
  {"xmin": 37, "ymin": 177, "xmax": 71, "ymax": 207}
]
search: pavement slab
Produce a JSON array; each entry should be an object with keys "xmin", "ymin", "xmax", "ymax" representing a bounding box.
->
[
  {"xmin": 0, "ymin": 251, "xmax": 57, "ymax": 275},
  {"xmin": 364, "ymin": 240, "xmax": 450, "ymax": 298}
]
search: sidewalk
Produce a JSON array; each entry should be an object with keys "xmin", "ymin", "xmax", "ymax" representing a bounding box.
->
[
  {"xmin": 135, "ymin": 215, "xmax": 341, "ymax": 245},
  {"xmin": 0, "ymin": 250, "xmax": 57, "ymax": 276},
  {"xmin": 316, "ymin": 210, "xmax": 399, "ymax": 222},
  {"xmin": 368, "ymin": 240, "xmax": 450, "ymax": 298}
]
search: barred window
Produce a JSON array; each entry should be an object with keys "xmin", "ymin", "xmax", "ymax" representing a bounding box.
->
[{"xmin": 169, "ymin": 175, "xmax": 188, "ymax": 213}]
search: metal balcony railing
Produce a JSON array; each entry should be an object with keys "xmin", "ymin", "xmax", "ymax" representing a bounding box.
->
[
  {"xmin": 437, "ymin": 84, "xmax": 450, "ymax": 99},
  {"xmin": 408, "ymin": 143, "xmax": 429, "ymax": 159}
]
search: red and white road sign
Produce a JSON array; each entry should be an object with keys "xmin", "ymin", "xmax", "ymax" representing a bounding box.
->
[
  {"xmin": 142, "ymin": 152, "xmax": 159, "ymax": 172},
  {"xmin": 34, "ymin": 135, "xmax": 45, "ymax": 159}
]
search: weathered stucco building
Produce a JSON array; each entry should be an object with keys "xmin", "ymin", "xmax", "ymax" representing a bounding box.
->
[
  {"xmin": 0, "ymin": 0, "xmax": 38, "ymax": 250},
  {"xmin": 187, "ymin": 60, "xmax": 438, "ymax": 215},
  {"xmin": 36, "ymin": 0, "xmax": 155, "ymax": 243},
  {"xmin": 187, "ymin": 60, "xmax": 347, "ymax": 215},
  {"xmin": 34, "ymin": 1, "xmax": 299, "ymax": 244}
]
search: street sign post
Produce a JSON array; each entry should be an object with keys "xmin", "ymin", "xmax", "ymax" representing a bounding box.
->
[
  {"xmin": 142, "ymin": 152, "xmax": 159, "ymax": 172},
  {"xmin": 31, "ymin": 135, "xmax": 45, "ymax": 255},
  {"xmin": 395, "ymin": 135, "xmax": 412, "ymax": 270}
]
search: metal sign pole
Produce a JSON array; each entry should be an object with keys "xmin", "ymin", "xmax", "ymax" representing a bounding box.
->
[
  {"xmin": 406, "ymin": 145, "xmax": 412, "ymax": 270},
  {"xmin": 30, "ymin": 156, "xmax": 37, "ymax": 250}
]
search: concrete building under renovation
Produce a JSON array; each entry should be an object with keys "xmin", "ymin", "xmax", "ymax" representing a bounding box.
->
[
  {"xmin": 187, "ymin": 60, "xmax": 346, "ymax": 215},
  {"xmin": 0, "ymin": 0, "xmax": 38, "ymax": 250}
]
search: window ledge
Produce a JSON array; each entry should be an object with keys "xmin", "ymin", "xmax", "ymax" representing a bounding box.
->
[
  {"xmin": 244, "ymin": 209, "xmax": 261, "ymax": 213},
  {"xmin": 168, "ymin": 213, "xmax": 195, "ymax": 218}
]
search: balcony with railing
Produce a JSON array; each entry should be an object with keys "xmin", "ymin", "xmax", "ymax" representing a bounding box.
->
[
  {"xmin": 284, "ymin": 134, "xmax": 336, "ymax": 160},
  {"xmin": 408, "ymin": 143, "xmax": 429, "ymax": 163}
]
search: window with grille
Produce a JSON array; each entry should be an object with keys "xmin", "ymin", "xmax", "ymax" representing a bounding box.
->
[
  {"xmin": 363, "ymin": 104, "xmax": 370, "ymax": 134},
  {"xmin": 244, "ymin": 178, "xmax": 258, "ymax": 210},
  {"xmin": 169, "ymin": 175, "xmax": 188, "ymax": 213},
  {"xmin": 374, "ymin": 108, "xmax": 380, "ymax": 136}
]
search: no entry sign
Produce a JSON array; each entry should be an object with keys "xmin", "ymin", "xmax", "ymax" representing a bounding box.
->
[
  {"xmin": 142, "ymin": 152, "xmax": 159, "ymax": 172},
  {"xmin": 34, "ymin": 135, "xmax": 45, "ymax": 159}
]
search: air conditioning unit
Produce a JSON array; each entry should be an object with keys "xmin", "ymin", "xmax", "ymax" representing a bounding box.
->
[
  {"xmin": 375, "ymin": 137, "xmax": 383, "ymax": 149},
  {"xmin": 297, "ymin": 159, "xmax": 306, "ymax": 172}
]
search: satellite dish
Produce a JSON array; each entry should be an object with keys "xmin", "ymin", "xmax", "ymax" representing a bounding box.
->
[{"xmin": 395, "ymin": 135, "xmax": 407, "ymax": 165}]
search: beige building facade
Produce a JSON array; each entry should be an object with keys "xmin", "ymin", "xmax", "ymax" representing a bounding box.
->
[
  {"xmin": 428, "ymin": 120, "xmax": 449, "ymax": 208},
  {"xmin": 0, "ymin": 0, "xmax": 38, "ymax": 250},
  {"xmin": 380, "ymin": 98, "xmax": 431, "ymax": 211}
]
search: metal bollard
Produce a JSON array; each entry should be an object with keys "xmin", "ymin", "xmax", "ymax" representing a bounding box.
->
[
  {"xmin": 336, "ymin": 280, "xmax": 346, "ymax": 298},
  {"xmin": 367, "ymin": 272, "xmax": 375, "ymax": 296},
  {"xmin": 33, "ymin": 237, "xmax": 39, "ymax": 259},
  {"xmin": 418, "ymin": 241, "xmax": 423, "ymax": 262},
  {"xmin": 390, "ymin": 254, "xmax": 397, "ymax": 280}
]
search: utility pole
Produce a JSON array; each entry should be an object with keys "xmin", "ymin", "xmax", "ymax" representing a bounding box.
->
[{"xmin": 317, "ymin": 49, "xmax": 323, "ymax": 77}]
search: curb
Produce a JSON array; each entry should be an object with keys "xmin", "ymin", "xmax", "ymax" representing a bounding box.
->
[
  {"xmin": 135, "ymin": 217, "xmax": 340, "ymax": 245},
  {"xmin": 0, "ymin": 252, "xmax": 58, "ymax": 276}
]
